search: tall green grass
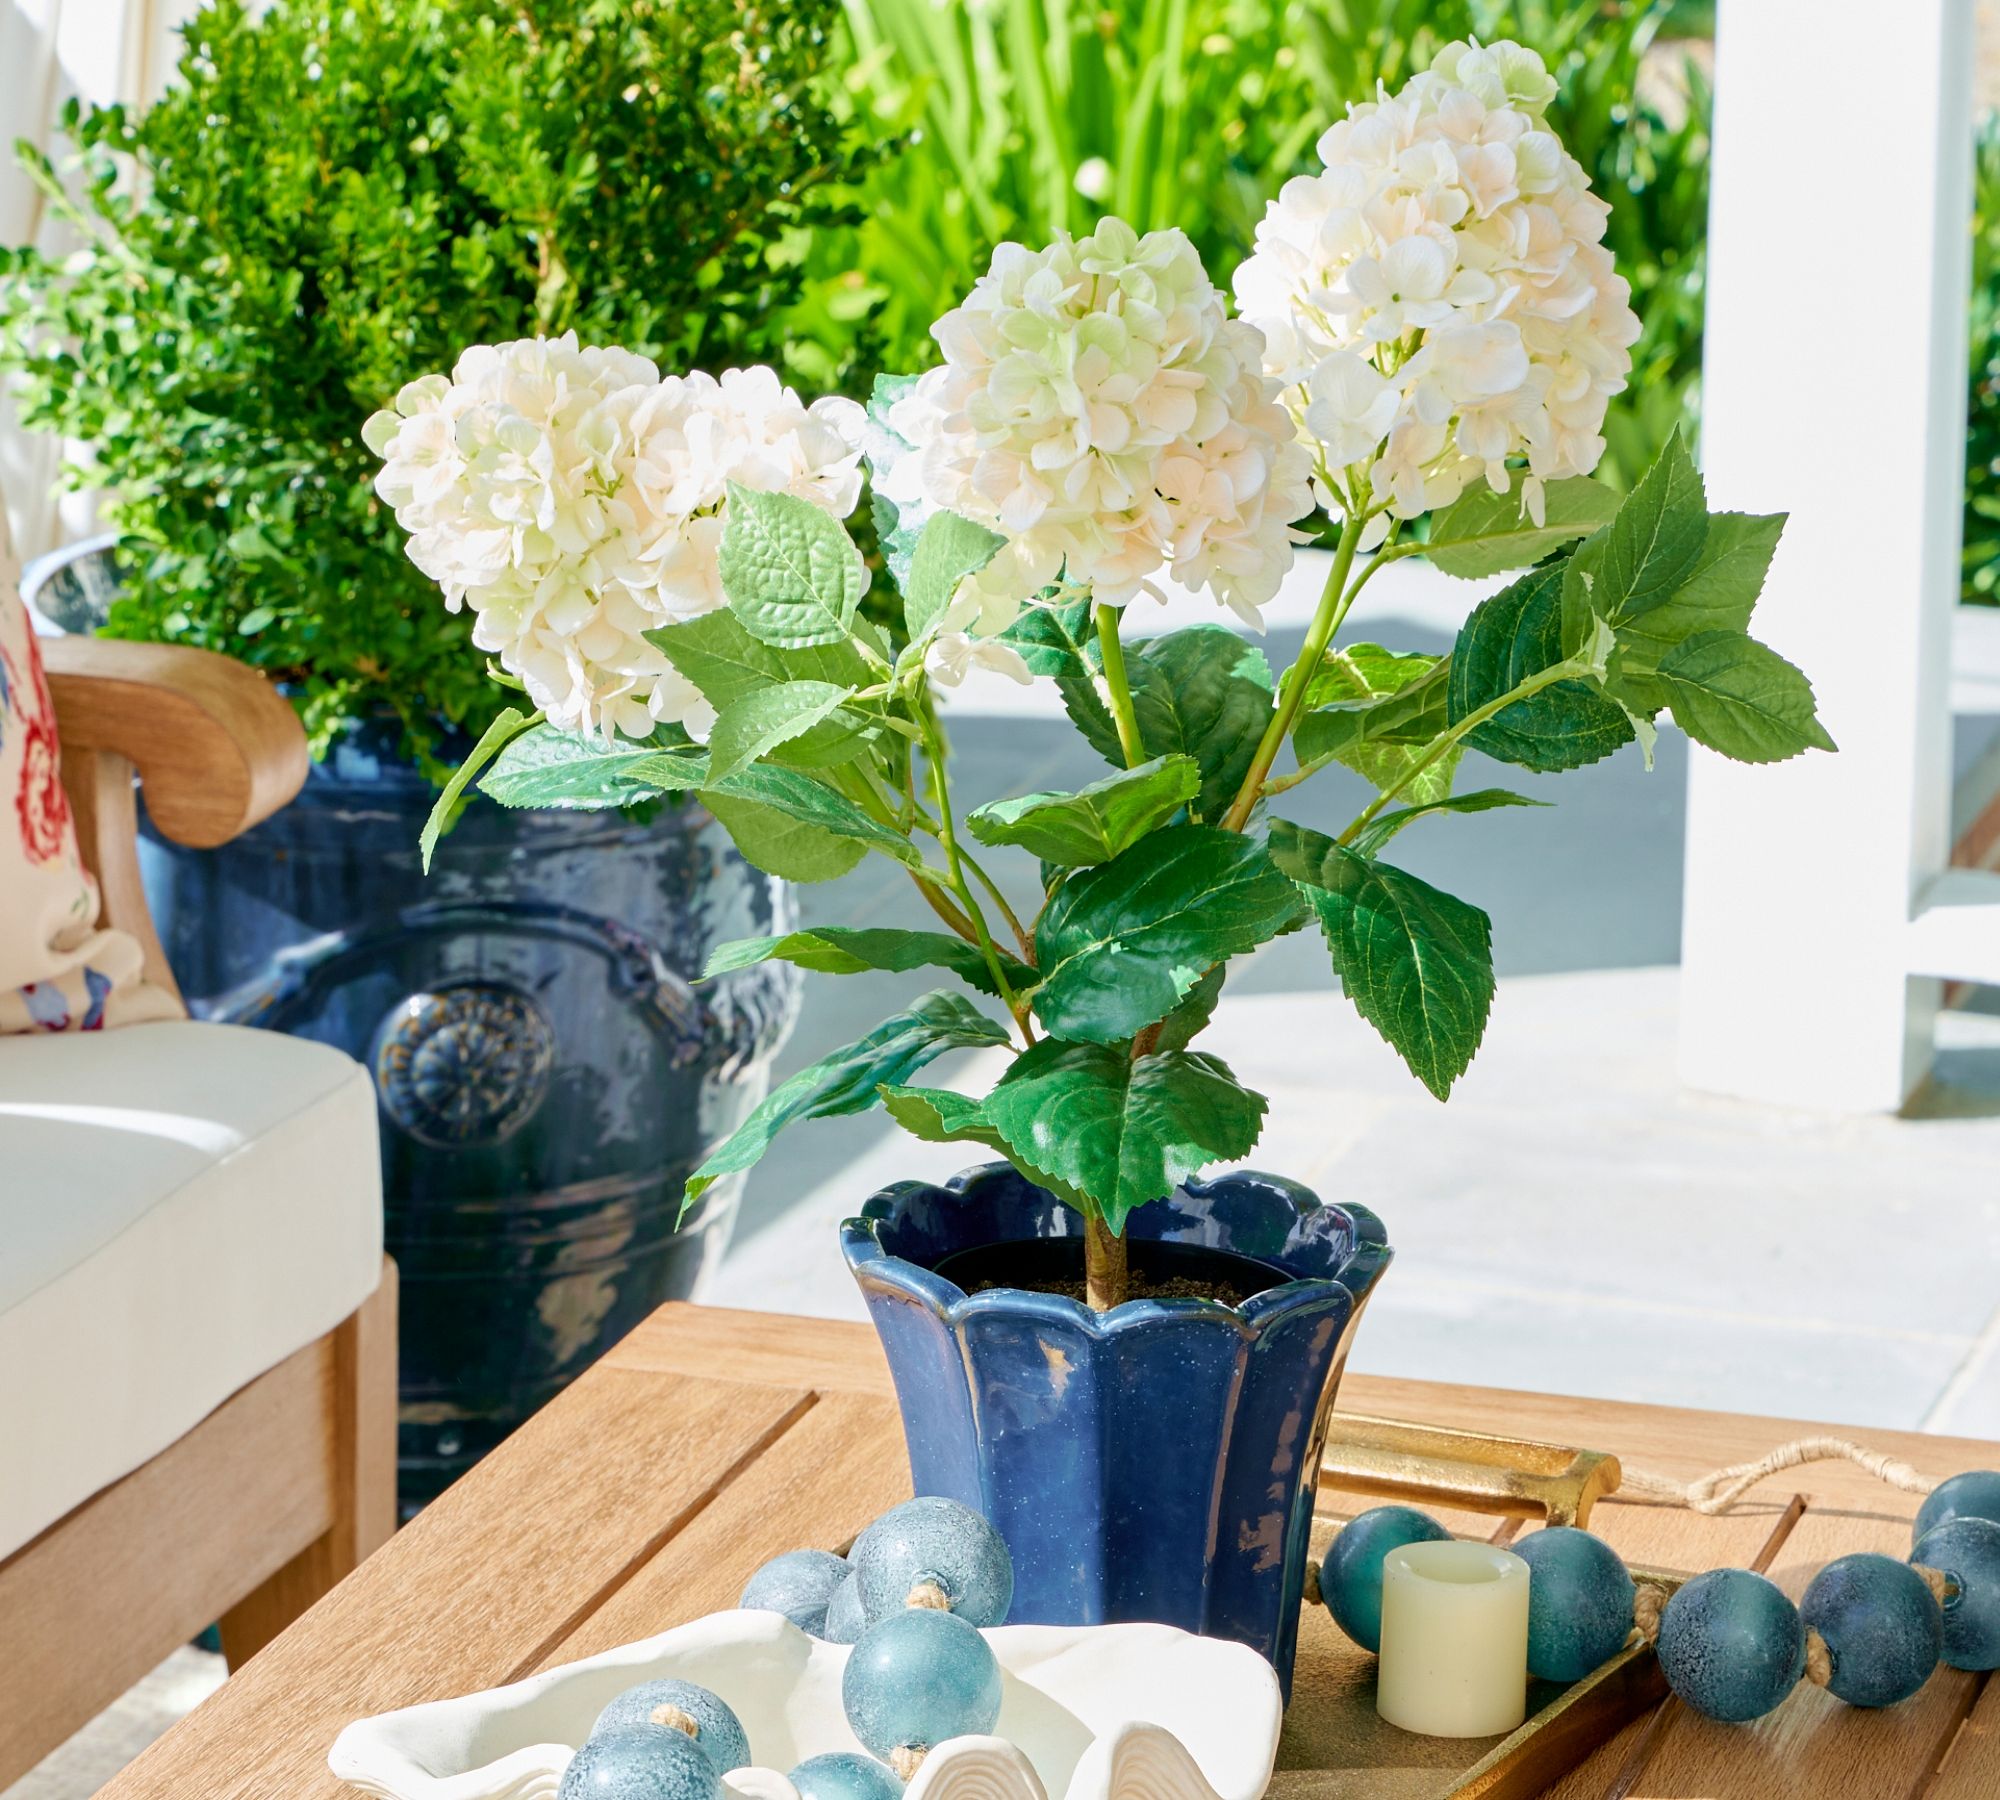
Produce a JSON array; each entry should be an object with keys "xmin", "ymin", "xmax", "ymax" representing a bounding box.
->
[{"xmin": 821, "ymin": 0, "xmax": 1710, "ymax": 488}]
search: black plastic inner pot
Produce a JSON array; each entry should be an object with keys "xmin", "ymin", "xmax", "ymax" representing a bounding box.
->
[{"xmin": 930, "ymin": 1234, "xmax": 1295, "ymax": 1305}]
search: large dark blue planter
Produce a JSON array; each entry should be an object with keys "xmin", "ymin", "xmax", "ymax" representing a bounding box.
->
[
  {"xmin": 138, "ymin": 716, "xmax": 801, "ymax": 1511},
  {"xmin": 841, "ymin": 1164, "xmax": 1392, "ymax": 1691}
]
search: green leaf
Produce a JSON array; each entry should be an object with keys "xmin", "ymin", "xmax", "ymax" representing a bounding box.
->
[
  {"xmin": 1151, "ymin": 964, "xmax": 1225, "ymax": 1053},
  {"xmin": 1424, "ymin": 476, "xmax": 1621, "ymax": 579},
  {"xmin": 705, "ymin": 762, "xmax": 921, "ymax": 869},
  {"xmin": 1604, "ymin": 513, "xmax": 1786, "ymax": 711},
  {"xmin": 648, "ymin": 608, "xmax": 872, "ymax": 712},
  {"xmin": 893, "ymin": 1040, "xmax": 1266, "ymax": 1232},
  {"xmin": 717, "ymin": 482, "xmax": 868, "ymax": 648},
  {"xmin": 1111, "ymin": 627, "xmax": 1276, "ymax": 822},
  {"xmin": 1591, "ymin": 428, "xmax": 1707, "ymax": 621},
  {"xmin": 685, "ymin": 991, "xmax": 1011, "ymax": 1207},
  {"xmin": 1033, "ymin": 824, "xmax": 1302, "ymax": 1043},
  {"xmin": 1347, "ymin": 788, "xmax": 1548, "ymax": 858},
  {"xmin": 1002, "ymin": 597, "xmax": 1097, "ymax": 680},
  {"xmin": 1447, "ymin": 563, "xmax": 1634, "ymax": 773},
  {"xmin": 1269, "ymin": 819, "xmax": 1494, "ymax": 1101},
  {"xmin": 1651, "ymin": 631, "xmax": 1836, "ymax": 763},
  {"xmin": 481, "ymin": 726, "xmax": 708, "ymax": 809},
  {"xmin": 702, "ymin": 925, "xmax": 1036, "ymax": 998},
  {"xmin": 1295, "ymin": 647, "xmax": 1454, "ymax": 800},
  {"xmin": 702, "ymin": 791, "xmax": 868, "ymax": 882},
  {"xmin": 879, "ymin": 1084, "xmax": 1039, "ymax": 1190},
  {"xmin": 864, "ymin": 373, "xmax": 925, "ymax": 591},
  {"xmin": 904, "ymin": 510, "xmax": 1006, "ymax": 641},
  {"xmin": 966, "ymin": 754, "xmax": 1199, "ymax": 868},
  {"xmin": 421, "ymin": 705, "xmax": 535, "ymax": 872},
  {"xmin": 705, "ymin": 681, "xmax": 856, "ymax": 783}
]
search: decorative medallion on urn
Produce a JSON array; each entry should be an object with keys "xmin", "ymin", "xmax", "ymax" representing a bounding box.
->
[{"xmin": 373, "ymin": 982, "xmax": 556, "ymax": 1147}]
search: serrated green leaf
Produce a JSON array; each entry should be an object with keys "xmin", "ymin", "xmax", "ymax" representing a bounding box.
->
[
  {"xmin": 717, "ymin": 482, "xmax": 867, "ymax": 647},
  {"xmin": 977, "ymin": 1039, "xmax": 1267, "ymax": 1231},
  {"xmin": 966, "ymin": 754, "xmax": 1198, "ymax": 868},
  {"xmin": 648, "ymin": 608, "xmax": 872, "ymax": 712},
  {"xmin": 1347, "ymin": 788, "xmax": 1548, "ymax": 858},
  {"xmin": 1032, "ymin": 823, "xmax": 1302, "ymax": 1043},
  {"xmin": 879, "ymin": 1084, "xmax": 1042, "ymax": 1190},
  {"xmin": 1295, "ymin": 646, "xmax": 1454, "ymax": 799},
  {"xmin": 1651, "ymin": 631, "xmax": 1836, "ymax": 763},
  {"xmin": 481, "ymin": 726, "xmax": 708, "ymax": 809},
  {"xmin": 864, "ymin": 373, "xmax": 926, "ymax": 591},
  {"xmin": 1269, "ymin": 819, "xmax": 1494, "ymax": 1100},
  {"xmin": 702, "ymin": 925, "xmax": 1035, "ymax": 997},
  {"xmin": 1604, "ymin": 513, "xmax": 1786, "ymax": 713},
  {"xmin": 702, "ymin": 791, "xmax": 867, "ymax": 882},
  {"xmin": 1151, "ymin": 964, "xmax": 1225, "ymax": 1053},
  {"xmin": 1002, "ymin": 597, "xmax": 1098, "ymax": 680},
  {"xmin": 1080, "ymin": 626, "xmax": 1274, "ymax": 822},
  {"xmin": 705, "ymin": 762, "xmax": 921, "ymax": 868},
  {"xmin": 706, "ymin": 681, "xmax": 856, "ymax": 783},
  {"xmin": 1448, "ymin": 563, "xmax": 1634, "ymax": 772},
  {"xmin": 422, "ymin": 705, "xmax": 535, "ymax": 872},
  {"xmin": 685, "ymin": 991, "xmax": 1011, "ymax": 1208},
  {"xmin": 904, "ymin": 510, "xmax": 1006, "ymax": 641},
  {"xmin": 1593, "ymin": 428, "xmax": 1707, "ymax": 621},
  {"xmin": 1424, "ymin": 476, "xmax": 1621, "ymax": 579}
]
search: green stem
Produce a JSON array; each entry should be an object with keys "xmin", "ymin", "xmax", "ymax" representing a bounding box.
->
[
  {"xmin": 918, "ymin": 696, "xmax": 1034, "ymax": 1043},
  {"xmin": 1094, "ymin": 602, "xmax": 1147, "ymax": 770},
  {"xmin": 959, "ymin": 843, "xmax": 1032, "ymax": 959},
  {"xmin": 1337, "ymin": 657, "xmax": 1590, "ymax": 846},
  {"xmin": 1219, "ymin": 522, "xmax": 1364, "ymax": 832}
]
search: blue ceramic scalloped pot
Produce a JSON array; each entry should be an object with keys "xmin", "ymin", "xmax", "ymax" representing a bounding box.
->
[{"xmin": 841, "ymin": 1163, "xmax": 1392, "ymax": 1691}]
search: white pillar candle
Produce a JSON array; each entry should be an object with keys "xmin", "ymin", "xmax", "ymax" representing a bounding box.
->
[{"xmin": 1375, "ymin": 1539, "xmax": 1532, "ymax": 1738}]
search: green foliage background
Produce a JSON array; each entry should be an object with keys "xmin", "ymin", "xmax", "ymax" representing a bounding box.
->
[{"xmin": 0, "ymin": 0, "xmax": 878, "ymax": 772}]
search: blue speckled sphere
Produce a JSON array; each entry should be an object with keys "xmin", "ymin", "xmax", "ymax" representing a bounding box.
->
[
  {"xmin": 824, "ymin": 1570, "xmax": 868, "ymax": 1645},
  {"xmin": 1514, "ymin": 1527, "xmax": 1637, "ymax": 1683},
  {"xmin": 1801, "ymin": 1553, "xmax": 1942, "ymax": 1707},
  {"xmin": 1656, "ymin": 1568, "xmax": 1806, "ymax": 1723},
  {"xmin": 1319, "ymin": 1506, "xmax": 1453, "ymax": 1654},
  {"xmin": 1914, "ymin": 1517, "xmax": 2000, "ymax": 1671},
  {"xmin": 590, "ymin": 1682, "xmax": 749, "ymax": 1776},
  {"xmin": 558, "ymin": 1726, "xmax": 721, "ymax": 1799},
  {"xmin": 1915, "ymin": 1473, "xmax": 2000, "ymax": 1547},
  {"xmin": 851, "ymin": 1496, "xmax": 1014, "ymax": 1628},
  {"xmin": 742, "ymin": 1549, "xmax": 853, "ymax": 1637},
  {"xmin": 789, "ymin": 1752, "xmax": 905, "ymax": 1799},
  {"xmin": 842, "ymin": 1608, "xmax": 1003, "ymax": 1759}
]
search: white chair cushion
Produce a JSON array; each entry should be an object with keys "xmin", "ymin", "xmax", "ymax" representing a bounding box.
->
[{"xmin": 0, "ymin": 1019, "xmax": 383, "ymax": 1559}]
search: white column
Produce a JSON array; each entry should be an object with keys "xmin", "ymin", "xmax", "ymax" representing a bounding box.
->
[{"xmin": 1678, "ymin": 0, "xmax": 1975, "ymax": 1113}]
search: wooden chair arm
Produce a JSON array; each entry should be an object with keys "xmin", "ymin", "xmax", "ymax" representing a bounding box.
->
[{"xmin": 42, "ymin": 638, "xmax": 308, "ymax": 848}]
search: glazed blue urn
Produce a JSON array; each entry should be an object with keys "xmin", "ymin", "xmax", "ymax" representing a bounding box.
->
[{"xmin": 841, "ymin": 1164, "xmax": 1392, "ymax": 1690}]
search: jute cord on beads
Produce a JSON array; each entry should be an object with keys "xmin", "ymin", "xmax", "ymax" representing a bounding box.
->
[{"xmin": 1618, "ymin": 1436, "xmax": 1937, "ymax": 1514}]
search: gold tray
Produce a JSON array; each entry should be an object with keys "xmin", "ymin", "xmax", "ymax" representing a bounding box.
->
[{"xmin": 1273, "ymin": 1519, "xmax": 1683, "ymax": 1799}]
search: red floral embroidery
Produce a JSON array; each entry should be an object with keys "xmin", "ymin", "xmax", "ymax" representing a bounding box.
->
[{"xmin": 13, "ymin": 637, "xmax": 72, "ymax": 866}]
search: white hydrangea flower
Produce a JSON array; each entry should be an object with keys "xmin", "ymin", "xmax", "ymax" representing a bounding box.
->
[
  {"xmin": 886, "ymin": 217, "xmax": 1314, "ymax": 632},
  {"xmin": 1231, "ymin": 37, "xmax": 1641, "ymax": 529},
  {"xmin": 365, "ymin": 335, "xmax": 866, "ymax": 739}
]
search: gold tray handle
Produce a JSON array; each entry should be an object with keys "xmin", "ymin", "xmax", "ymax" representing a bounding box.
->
[{"xmin": 1320, "ymin": 1412, "xmax": 1625, "ymax": 1529}]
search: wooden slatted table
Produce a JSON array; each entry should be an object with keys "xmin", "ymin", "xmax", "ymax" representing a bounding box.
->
[{"xmin": 97, "ymin": 1304, "xmax": 2000, "ymax": 1800}]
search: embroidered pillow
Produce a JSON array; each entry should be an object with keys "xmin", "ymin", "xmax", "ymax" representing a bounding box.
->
[{"xmin": 0, "ymin": 573, "xmax": 177, "ymax": 1032}]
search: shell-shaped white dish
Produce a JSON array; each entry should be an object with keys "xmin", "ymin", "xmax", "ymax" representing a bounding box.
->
[{"xmin": 327, "ymin": 1610, "xmax": 1280, "ymax": 1800}]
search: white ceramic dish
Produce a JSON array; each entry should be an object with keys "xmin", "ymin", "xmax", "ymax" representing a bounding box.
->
[{"xmin": 328, "ymin": 1610, "xmax": 1282, "ymax": 1800}]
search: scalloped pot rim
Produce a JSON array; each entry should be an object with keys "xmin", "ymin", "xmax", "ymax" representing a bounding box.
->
[
  {"xmin": 326, "ymin": 1610, "xmax": 1283, "ymax": 1800},
  {"xmin": 841, "ymin": 1161, "xmax": 1393, "ymax": 1337}
]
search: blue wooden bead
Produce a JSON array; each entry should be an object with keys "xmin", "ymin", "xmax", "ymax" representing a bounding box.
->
[
  {"xmin": 789, "ymin": 1752, "xmax": 906, "ymax": 1799},
  {"xmin": 1914, "ymin": 1517, "xmax": 2000, "ymax": 1671},
  {"xmin": 842, "ymin": 1608, "xmax": 1003, "ymax": 1760},
  {"xmin": 851, "ymin": 1497, "xmax": 1014, "ymax": 1629},
  {"xmin": 824, "ymin": 1570, "xmax": 868, "ymax": 1645},
  {"xmin": 1655, "ymin": 1568, "xmax": 1806, "ymax": 1723},
  {"xmin": 590, "ymin": 1682, "xmax": 749, "ymax": 1776},
  {"xmin": 1801, "ymin": 1553, "xmax": 1942, "ymax": 1707},
  {"xmin": 559, "ymin": 1726, "xmax": 721, "ymax": 1800},
  {"xmin": 1514, "ymin": 1527, "xmax": 1637, "ymax": 1682},
  {"xmin": 1915, "ymin": 1472, "xmax": 2000, "ymax": 1547},
  {"xmin": 1318, "ymin": 1506, "xmax": 1452, "ymax": 1654},
  {"xmin": 742, "ymin": 1549, "xmax": 853, "ymax": 1637}
]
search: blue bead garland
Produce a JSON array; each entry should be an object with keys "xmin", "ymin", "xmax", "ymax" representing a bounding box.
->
[{"xmin": 1309, "ymin": 1468, "xmax": 2000, "ymax": 1725}]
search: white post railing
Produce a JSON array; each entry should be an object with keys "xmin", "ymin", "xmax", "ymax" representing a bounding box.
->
[{"xmin": 1678, "ymin": 0, "xmax": 1979, "ymax": 1113}]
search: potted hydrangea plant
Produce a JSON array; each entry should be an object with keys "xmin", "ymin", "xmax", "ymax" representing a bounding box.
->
[{"xmin": 377, "ymin": 40, "xmax": 1830, "ymax": 1684}]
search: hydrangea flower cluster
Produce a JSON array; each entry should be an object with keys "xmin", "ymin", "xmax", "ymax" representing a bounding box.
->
[
  {"xmin": 1230, "ymin": 38, "xmax": 1642, "ymax": 536},
  {"xmin": 884, "ymin": 217, "xmax": 1314, "ymax": 635},
  {"xmin": 364, "ymin": 334, "xmax": 866, "ymax": 738}
]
